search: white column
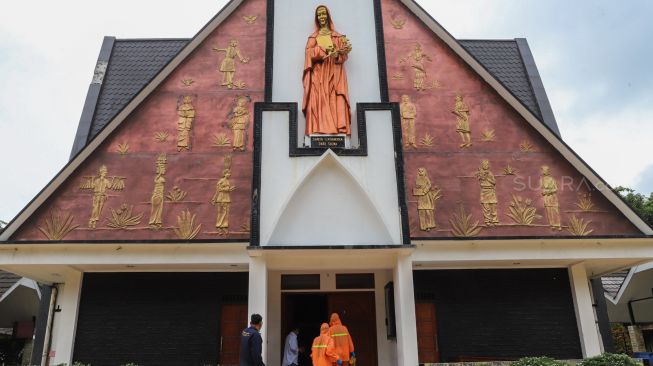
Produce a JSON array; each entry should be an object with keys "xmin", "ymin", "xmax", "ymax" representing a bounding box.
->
[
  {"xmin": 393, "ymin": 254, "xmax": 419, "ymax": 366},
  {"xmin": 51, "ymin": 268, "xmax": 83, "ymax": 365},
  {"xmin": 569, "ymin": 263, "xmax": 602, "ymax": 357},
  {"xmin": 248, "ymin": 254, "xmax": 268, "ymax": 363}
]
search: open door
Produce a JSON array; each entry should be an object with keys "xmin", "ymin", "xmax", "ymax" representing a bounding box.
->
[
  {"xmin": 328, "ymin": 292, "xmax": 378, "ymax": 366},
  {"xmin": 416, "ymin": 301, "xmax": 440, "ymax": 363},
  {"xmin": 219, "ymin": 303, "xmax": 248, "ymax": 366}
]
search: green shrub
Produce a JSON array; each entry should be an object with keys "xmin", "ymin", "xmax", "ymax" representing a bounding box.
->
[
  {"xmin": 512, "ymin": 356, "xmax": 570, "ymax": 366},
  {"xmin": 579, "ymin": 353, "xmax": 640, "ymax": 366}
]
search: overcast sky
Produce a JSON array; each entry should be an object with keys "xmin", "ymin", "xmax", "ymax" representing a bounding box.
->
[{"xmin": 0, "ymin": 0, "xmax": 652, "ymax": 222}]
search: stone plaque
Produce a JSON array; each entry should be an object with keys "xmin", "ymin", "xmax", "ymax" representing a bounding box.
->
[{"xmin": 310, "ymin": 135, "xmax": 346, "ymax": 148}]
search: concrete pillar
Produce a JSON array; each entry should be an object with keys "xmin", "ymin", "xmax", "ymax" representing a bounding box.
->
[
  {"xmin": 51, "ymin": 269, "xmax": 83, "ymax": 365},
  {"xmin": 393, "ymin": 254, "xmax": 419, "ymax": 366},
  {"xmin": 569, "ymin": 263, "xmax": 602, "ymax": 357},
  {"xmin": 248, "ymin": 255, "xmax": 268, "ymax": 363}
]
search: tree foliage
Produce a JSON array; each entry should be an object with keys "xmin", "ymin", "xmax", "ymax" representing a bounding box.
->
[{"xmin": 614, "ymin": 186, "xmax": 653, "ymax": 227}]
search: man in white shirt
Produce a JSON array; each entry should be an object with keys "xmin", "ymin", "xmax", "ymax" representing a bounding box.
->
[{"xmin": 282, "ymin": 327, "xmax": 300, "ymax": 366}]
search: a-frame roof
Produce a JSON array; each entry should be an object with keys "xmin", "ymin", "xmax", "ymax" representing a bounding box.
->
[{"xmin": 1, "ymin": 0, "xmax": 651, "ymax": 240}]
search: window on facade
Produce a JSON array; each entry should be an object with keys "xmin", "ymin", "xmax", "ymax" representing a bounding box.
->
[
  {"xmin": 335, "ymin": 273, "xmax": 375, "ymax": 289},
  {"xmin": 281, "ymin": 274, "xmax": 321, "ymax": 290}
]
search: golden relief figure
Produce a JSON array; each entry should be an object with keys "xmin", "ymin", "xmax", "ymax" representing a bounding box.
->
[
  {"xmin": 303, "ymin": 5, "xmax": 353, "ymax": 136},
  {"xmin": 540, "ymin": 166, "xmax": 562, "ymax": 230},
  {"xmin": 213, "ymin": 40, "xmax": 249, "ymax": 89},
  {"xmin": 149, "ymin": 154, "xmax": 167, "ymax": 228},
  {"xmin": 229, "ymin": 96, "xmax": 250, "ymax": 151},
  {"xmin": 452, "ymin": 94, "xmax": 472, "ymax": 148},
  {"xmin": 413, "ymin": 168, "xmax": 441, "ymax": 231},
  {"xmin": 80, "ymin": 165, "xmax": 125, "ymax": 229},
  {"xmin": 177, "ymin": 96, "xmax": 195, "ymax": 151},
  {"xmin": 400, "ymin": 95, "xmax": 417, "ymax": 148},
  {"xmin": 400, "ymin": 43, "xmax": 433, "ymax": 91},
  {"xmin": 211, "ymin": 169, "xmax": 237, "ymax": 234},
  {"xmin": 476, "ymin": 160, "xmax": 499, "ymax": 226}
]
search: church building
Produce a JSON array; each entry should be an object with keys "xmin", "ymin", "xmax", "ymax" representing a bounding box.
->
[{"xmin": 1, "ymin": 0, "xmax": 652, "ymax": 365}]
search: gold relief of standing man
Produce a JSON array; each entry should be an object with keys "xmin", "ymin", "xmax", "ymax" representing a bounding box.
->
[
  {"xmin": 400, "ymin": 43, "xmax": 432, "ymax": 91},
  {"xmin": 79, "ymin": 165, "xmax": 125, "ymax": 229},
  {"xmin": 452, "ymin": 94, "xmax": 472, "ymax": 148},
  {"xmin": 213, "ymin": 39, "xmax": 250, "ymax": 89},
  {"xmin": 211, "ymin": 169, "xmax": 237, "ymax": 234},
  {"xmin": 303, "ymin": 5, "xmax": 353, "ymax": 136},
  {"xmin": 148, "ymin": 154, "xmax": 167, "ymax": 228},
  {"xmin": 476, "ymin": 160, "xmax": 499, "ymax": 226},
  {"xmin": 540, "ymin": 166, "xmax": 562, "ymax": 230},
  {"xmin": 413, "ymin": 167, "xmax": 441, "ymax": 231},
  {"xmin": 400, "ymin": 95, "xmax": 417, "ymax": 148},
  {"xmin": 229, "ymin": 96, "xmax": 250, "ymax": 151},
  {"xmin": 177, "ymin": 96, "xmax": 195, "ymax": 151}
]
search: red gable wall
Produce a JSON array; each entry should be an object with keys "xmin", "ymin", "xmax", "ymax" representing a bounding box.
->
[
  {"xmin": 12, "ymin": 0, "xmax": 266, "ymax": 241},
  {"xmin": 382, "ymin": 0, "xmax": 641, "ymax": 238}
]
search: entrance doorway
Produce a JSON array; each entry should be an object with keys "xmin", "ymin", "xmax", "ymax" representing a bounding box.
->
[{"xmin": 282, "ymin": 292, "xmax": 378, "ymax": 366}]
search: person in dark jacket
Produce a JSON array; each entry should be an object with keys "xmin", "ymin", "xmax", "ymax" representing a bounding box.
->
[{"xmin": 240, "ymin": 313, "xmax": 265, "ymax": 366}]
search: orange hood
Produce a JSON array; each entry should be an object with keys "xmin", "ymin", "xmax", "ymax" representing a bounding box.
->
[
  {"xmin": 330, "ymin": 313, "xmax": 342, "ymax": 326},
  {"xmin": 320, "ymin": 322, "xmax": 330, "ymax": 335}
]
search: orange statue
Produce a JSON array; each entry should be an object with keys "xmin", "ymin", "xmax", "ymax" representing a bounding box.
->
[{"xmin": 302, "ymin": 5, "xmax": 352, "ymax": 136}]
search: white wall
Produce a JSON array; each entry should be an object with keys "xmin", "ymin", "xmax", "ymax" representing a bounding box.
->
[
  {"xmin": 272, "ymin": 0, "xmax": 381, "ymax": 142},
  {"xmin": 260, "ymin": 110, "xmax": 402, "ymax": 246}
]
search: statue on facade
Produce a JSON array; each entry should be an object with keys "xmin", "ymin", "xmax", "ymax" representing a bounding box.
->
[
  {"xmin": 452, "ymin": 94, "xmax": 472, "ymax": 148},
  {"xmin": 400, "ymin": 95, "xmax": 418, "ymax": 148},
  {"xmin": 229, "ymin": 96, "xmax": 250, "ymax": 151},
  {"xmin": 476, "ymin": 160, "xmax": 499, "ymax": 226},
  {"xmin": 212, "ymin": 169, "xmax": 236, "ymax": 234},
  {"xmin": 413, "ymin": 167, "xmax": 441, "ymax": 231},
  {"xmin": 148, "ymin": 154, "xmax": 167, "ymax": 228},
  {"xmin": 213, "ymin": 40, "xmax": 249, "ymax": 89},
  {"xmin": 79, "ymin": 165, "xmax": 125, "ymax": 229},
  {"xmin": 540, "ymin": 166, "xmax": 562, "ymax": 230},
  {"xmin": 177, "ymin": 96, "xmax": 195, "ymax": 151},
  {"xmin": 302, "ymin": 5, "xmax": 352, "ymax": 136}
]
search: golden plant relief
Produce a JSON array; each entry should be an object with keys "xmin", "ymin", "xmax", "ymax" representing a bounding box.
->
[
  {"xmin": 399, "ymin": 43, "xmax": 434, "ymax": 91},
  {"xmin": 449, "ymin": 203, "xmax": 482, "ymax": 238},
  {"xmin": 506, "ymin": 195, "xmax": 541, "ymax": 226},
  {"xmin": 420, "ymin": 133, "xmax": 435, "ymax": 147},
  {"xmin": 79, "ymin": 165, "xmax": 126, "ymax": 229},
  {"xmin": 213, "ymin": 40, "xmax": 249, "ymax": 89},
  {"xmin": 149, "ymin": 154, "xmax": 167, "ymax": 228},
  {"xmin": 38, "ymin": 210, "xmax": 79, "ymax": 240},
  {"xmin": 481, "ymin": 129, "xmax": 496, "ymax": 142},
  {"xmin": 520, "ymin": 140, "xmax": 535, "ymax": 153},
  {"xmin": 567, "ymin": 215, "xmax": 594, "ymax": 236},
  {"xmin": 392, "ymin": 72, "xmax": 404, "ymax": 80},
  {"xmin": 452, "ymin": 94, "xmax": 472, "ymax": 148},
  {"xmin": 116, "ymin": 142, "xmax": 129, "ymax": 155},
  {"xmin": 212, "ymin": 133, "xmax": 232, "ymax": 147},
  {"xmin": 228, "ymin": 96, "xmax": 250, "ymax": 151},
  {"xmin": 173, "ymin": 209, "xmax": 202, "ymax": 240},
  {"xmin": 476, "ymin": 160, "xmax": 499, "ymax": 226},
  {"xmin": 413, "ymin": 167, "xmax": 442, "ymax": 231},
  {"xmin": 575, "ymin": 192, "xmax": 595, "ymax": 211},
  {"xmin": 154, "ymin": 131, "xmax": 169, "ymax": 143},
  {"xmin": 240, "ymin": 222, "xmax": 251, "ymax": 233},
  {"xmin": 390, "ymin": 18, "xmax": 406, "ymax": 30},
  {"xmin": 503, "ymin": 165, "xmax": 517, "ymax": 176},
  {"xmin": 400, "ymin": 95, "xmax": 417, "ymax": 148},
  {"xmin": 181, "ymin": 78, "xmax": 194, "ymax": 87},
  {"xmin": 107, "ymin": 204, "xmax": 143, "ymax": 229},
  {"xmin": 166, "ymin": 186, "xmax": 188, "ymax": 202},
  {"xmin": 540, "ymin": 165, "xmax": 561, "ymax": 230},
  {"xmin": 243, "ymin": 15, "xmax": 258, "ymax": 24},
  {"xmin": 177, "ymin": 96, "xmax": 195, "ymax": 152}
]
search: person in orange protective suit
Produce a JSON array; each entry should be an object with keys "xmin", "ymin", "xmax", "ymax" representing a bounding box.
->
[
  {"xmin": 328, "ymin": 313, "xmax": 355, "ymax": 366},
  {"xmin": 311, "ymin": 323, "xmax": 342, "ymax": 366}
]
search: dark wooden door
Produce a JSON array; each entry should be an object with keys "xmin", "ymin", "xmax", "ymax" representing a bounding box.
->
[
  {"xmin": 416, "ymin": 302, "xmax": 440, "ymax": 363},
  {"xmin": 328, "ymin": 292, "xmax": 378, "ymax": 366},
  {"xmin": 219, "ymin": 303, "xmax": 248, "ymax": 366}
]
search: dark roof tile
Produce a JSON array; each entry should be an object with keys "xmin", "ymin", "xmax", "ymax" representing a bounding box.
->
[{"xmin": 0, "ymin": 270, "xmax": 21, "ymax": 298}]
